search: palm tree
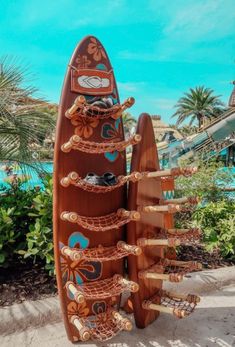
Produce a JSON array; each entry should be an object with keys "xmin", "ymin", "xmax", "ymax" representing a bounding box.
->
[
  {"xmin": 122, "ymin": 112, "xmax": 137, "ymax": 136},
  {"xmin": 0, "ymin": 57, "xmax": 54, "ymax": 170},
  {"xmin": 172, "ymin": 86, "xmax": 225, "ymax": 129}
]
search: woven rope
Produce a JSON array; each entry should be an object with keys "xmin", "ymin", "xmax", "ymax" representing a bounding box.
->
[
  {"xmin": 162, "ymin": 228, "xmax": 201, "ymax": 245},
  {"xmin": 62, "ymin": 171, "xmax": 146, "ymax": 193},
  {"xmin": 143, "ymin": 259, "xmax": 201, "ymax": 282},
  {"xmin": 66, "ymin": 97, "xmax": 134, "ymax": 121},
  {"xmin": 74, "ymin": 275, "xmax": 137, "ymax": 300},
  {"xmin": 80, "ymin": 104, "xmax": 123, "ymax": 119},
  {"xmin": 80, "ymin": 309, "xmax": 130, "ymax": 341},
  {"xmin": 65, "ymin": 134, "xmax": 140, "ymax": 154},
  {"xmin": 146, "ymin": 289, "xmax": 198, "ymax": 318},
  {"xmin": 61, "ymin": 209, "xmax": 139, "ymax": 231},
  {"xmin": 70, "ymin": 243, "xmax": 139, "ymax": 261}
]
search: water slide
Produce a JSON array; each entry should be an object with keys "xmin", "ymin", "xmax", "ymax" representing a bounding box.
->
[{"xmin": 158, "ymin": 107, "xmax": 235, "ymax": 168}]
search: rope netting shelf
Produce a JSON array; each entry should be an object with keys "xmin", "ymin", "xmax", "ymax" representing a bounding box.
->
[
  {"xmin": 60, "ymin": 171, "xmax": 146, "ymax": 192},
  {"xmin": 70, "ymin": 309, "xmax": 132, "ymax": 342},
  {"xmin": 61, "ymin": 241, "xmax": 142, "ymax": 262},
  {"xmin": 60, "ymin": 167, "xmax": 197, "ymax": 193},
  {"xmin": 60, "ymin": 208, "xmax": 140, "ymax": 232},
  {"xmin": 137, "ymin": 228, "xmax": 201, "ymax": 248},
  {"xmin": 66, "ymin": 275, "xmax": 139, "ymax": 304},
  {"xmin": 61, "ymin": 134, "xmax": 141, "ymax": 154},
  {"xmin": 142, "ymin": 289, "xmax": 200, "ymax": 319},
  {"xmin": 65, "ymin": 96, "xmax": 135, "ymax": 120},
  {"xmin": 138, "ymin": 259, "xmax": 202, "ymax": 283}
]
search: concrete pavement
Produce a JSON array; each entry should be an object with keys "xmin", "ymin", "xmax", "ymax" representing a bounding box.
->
[{"xmin": 1, "ymin": 284, "xmax": 235, "ymax": 347}]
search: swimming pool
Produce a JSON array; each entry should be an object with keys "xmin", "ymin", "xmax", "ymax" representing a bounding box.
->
[{"xmin": 0, "ymin": 162, "xmax": 53, "ymax": 189}]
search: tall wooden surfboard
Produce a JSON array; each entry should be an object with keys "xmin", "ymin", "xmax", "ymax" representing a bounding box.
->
[{"xmin": 53, "ymin": 36, "xmax": 135, "ymax": 342}]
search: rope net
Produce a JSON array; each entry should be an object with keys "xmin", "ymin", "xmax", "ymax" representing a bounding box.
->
[
  {"xmin": 80, "ymin": 309, "xmax": 131, "ymax": 341},
  {"xmin": 162, "ymin": 228, "xmax": 201, "ymax": 245},
  {"xmin": 69, "ymin": 243, "xmax": 140, "ymax": 261},
  {"xmin": 63, "ymin": 134, "xmax": 141, "ymax": 154},
  {"xmin": 74, "ymin": 275, "xmax": 138, "ymax": 300},
  {"xmin": 61, "ymin": 171, "xmax": 146, "ymax": 193},
  {"xmin": 143, "ymin": 259, "xmax": 201, "ymax": 282},
  {"xmin": 66, "ymin": 97, "xmax": 134, "ymax": 121},
  {"xmin": 146, "ymin": 289, "xmax": 199, "ymax": 318},
  {"xmin": 61, "ymin": 209, "xmax": 139, "ymax": 231}
]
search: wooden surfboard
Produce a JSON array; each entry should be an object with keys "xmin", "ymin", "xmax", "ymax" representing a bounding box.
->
[
  {"xmin": 53, "ymin": 36, "xmax": 138, "ymax": 342},
  {"xmin": 127, "ymin": 113, "xmax": 164, "ymax": 328},
  {"xmin": 127, "ymin": 114, "xmax": 201, "ymax": 328}
]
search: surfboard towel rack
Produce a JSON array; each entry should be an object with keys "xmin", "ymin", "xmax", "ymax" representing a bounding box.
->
[
  {"xmin": 142, "ymin": 289, "xmax": 200, "ymax": 319},
  {"xmin": 70, "ymin": 309, "xmax": 132, "ymax": 342},
  {"xmin": 61, "ymin": 134, "xmax": 141, "ymax": 154},
  {"xmin": 66, "ymin": 95, "xmax": 135, "ymax": 120},
  {"xmin": 60, "ymin": 208, "xmax": 140, "ymax": 231},
  {"xmin": 66, "ymin": 275, "xmax": 139, "ymax": 303},
  {"xmin": 55, "ymin": 37, "xmax": 202, "ymax": 342},
  {"xmin": 61, "ymin": 168, "xmax": 197, "ymax": 193},
  {"xmin": 61, "ymin": 241, "xmax": 141, "ymax": 262}
]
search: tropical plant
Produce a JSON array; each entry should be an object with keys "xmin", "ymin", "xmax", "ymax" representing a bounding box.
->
[
  {"xmin": 175, "ymin": 159, "xmax": 234, "ymax": 202},
  {"xmin": 0, "ymin": 178, "xmax": 38, "ymax": 267},
  {"xmin": 0, "ymin": 57, "xmax": 55, "ymax": 168},
  {"xmin": 172, "ymin": 86, "xmax": 225, "ymax": 128},
  {"xmin": 178, "ymin": 125, "xmax": 198, "ymax": 137},
  {"xmin": 122, "ymin": 111, "xmax": 137, "ymax": 136},
  {"xmin": 22, "ymin": 175, "xmax": 54, "ymax": 274},
  {"xmin": 193, "ymin": 200, "xmax": 235, "ymax": 258}
]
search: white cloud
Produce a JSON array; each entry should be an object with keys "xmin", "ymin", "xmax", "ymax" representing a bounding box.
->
[
  {"xmin": 164, "ymin": 0, "xmax": 235, "ymax": 42},
  {"xmin": 117, "ymin": 81, "xmax": 147, "ymax": 92},
  {"xmin": 152, "ymin": 98, "xmax": 176, "ymax": 110}
]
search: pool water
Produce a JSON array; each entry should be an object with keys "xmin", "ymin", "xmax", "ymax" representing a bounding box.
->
[{"xmin": 0, "ymin": 162, "xmax": 53, "ymax": 189}]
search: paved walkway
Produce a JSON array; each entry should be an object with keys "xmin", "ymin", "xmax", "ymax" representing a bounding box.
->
[{"xmin": 1, "ymin": 285, "xmax": 235, "ymax": 347}]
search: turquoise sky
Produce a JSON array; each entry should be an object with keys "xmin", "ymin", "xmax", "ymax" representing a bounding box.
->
[{"xmin": 1, "ymin": 0, "xmax": 234, "ymax": 123}]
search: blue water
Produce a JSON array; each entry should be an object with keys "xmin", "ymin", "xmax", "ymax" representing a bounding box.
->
[{"xmin": 0, "ymin": 162, "xmax": 53, "ymax": 189}]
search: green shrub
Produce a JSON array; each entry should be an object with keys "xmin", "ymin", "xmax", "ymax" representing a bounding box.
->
[
  {"xmin": 0, "ymin": 181, "xmax": 38, "ymax": 267},
  {"xmin": 20, "ymin": 175, "xmax": 54, "ymax": 274},
  {"xmin": 0, "ymin": 174, "xmax": 54, "ymax": 274},
  {"xmin": 175, "ymin": 160, "xmax": 234, "ymax": 202},
  {"xmin": 192, "ymin": 200, "xmax": 235, "ymax": 259},
  {"xmin": 174, "ymin": 160, "xmax": 235, "ymax": 258}
]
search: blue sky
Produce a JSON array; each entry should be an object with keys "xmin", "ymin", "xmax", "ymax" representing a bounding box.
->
[{"xmin": 1, "ymin": 0, "xmax": 234, "ymax": 123}]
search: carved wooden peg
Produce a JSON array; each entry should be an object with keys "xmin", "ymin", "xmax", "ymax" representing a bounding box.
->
[
  {"xmin": 143, "ymin": 204, "xmax": 181, "ymax": 213},
  {"xmin": 70, "ymin": 315, "xmax": 90, "ymax": 341},
  {"xmin": 137, "ymin": 237, "xmax": 181, "ymax": 248},
  {"xmin": 60, "ymin": 211, "xmax": 79, "ymax": 223},
  {"xmin": 138, "ymin": 271, "xmax": 183, "ymax": 282},
  {"xmin": 117, "ymin": 208, "xmax": 140, "ymax": 221},
  {"xmin": 61, "ymin": 135, "xmax": 81, "ymax": 153},
  {"xmin": 112, "ymin": 311, "xmax": 132, "ymax": 331},
  {"xmin": 142, "ymin": 300, "xmax": 187, "ymax": 318},
  {"xmin": 114, "ymin": 274, "xmax": 139, "ymax": 293},
  {"xmin": 61, "ymin": 246, "xmax": 82, "ymax": 261},
  {"xmin": 65, "ymin": 95, "xmax": 86, "ymax": 119},
  {"xmin": 60, "ymin": 171, "xmax": 79, "ymax": 187},
  {"xmin": 66, "ymin": 281, "xmax": 85, "ymax": 304},
  {"xmin": 117, "ymin": 241, "xmax": 142, "ymax": 256}
]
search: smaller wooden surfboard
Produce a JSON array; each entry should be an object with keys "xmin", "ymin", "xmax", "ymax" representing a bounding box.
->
[{"xmin": 127, "ymin": 114, "xmax": 175, "ymax": 328}]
